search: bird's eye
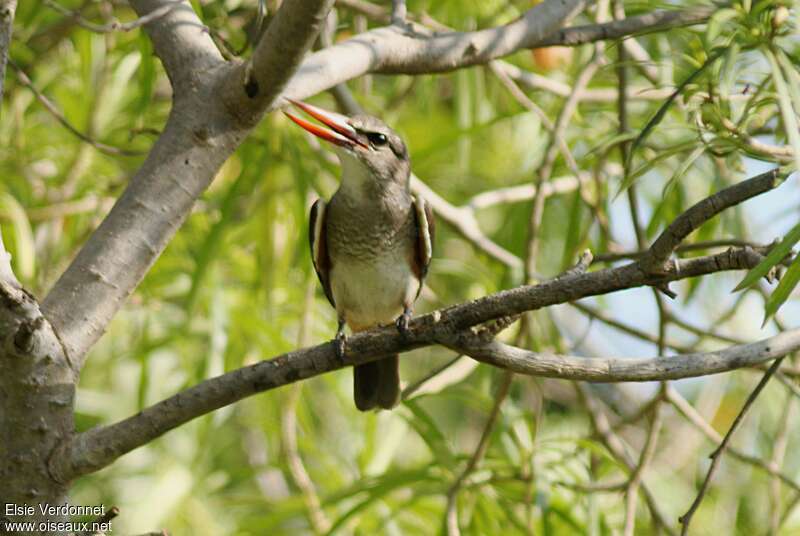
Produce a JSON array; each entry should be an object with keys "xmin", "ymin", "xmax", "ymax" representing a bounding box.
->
[{"xmin": 367, "ymin": 132, "xmax": 388, "ymax": 147}]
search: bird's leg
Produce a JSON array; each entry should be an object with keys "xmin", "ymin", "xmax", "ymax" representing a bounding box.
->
[
  {"xmin": 334, "ymin": 318, "xmax": 347, "ymax": 361},
  {"xmin": 395, "ymin": 305, "xmax": 413, "ymax": 339}
]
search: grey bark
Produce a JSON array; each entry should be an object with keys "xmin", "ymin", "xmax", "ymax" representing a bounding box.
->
[
  {"xmin": 0, "ymin": 278, "xmax": 75, "ymax": 532},
  {"xmin": 0, "ymin": 2, "xmax": 77, "ymax": 532}
]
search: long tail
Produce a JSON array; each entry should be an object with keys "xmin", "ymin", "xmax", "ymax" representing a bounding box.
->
[{"xmin": 353, "ymin": 355, "xmax": 400, "ymax": 411}]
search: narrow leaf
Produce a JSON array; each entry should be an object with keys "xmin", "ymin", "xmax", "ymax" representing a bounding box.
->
[
  {"xmin": 734, "ymin": 221, "xmax": 800, "ymax": 291},
  {"xmin": 766, "ymin": 47, "xmax": 800, "ymax": 173},
  {"xmin": 764, "ymin": 254, "xmax": 800, "ymax": 321},
  {"xmin": 623, "ymin": 50, "xmax": 723, "ymax": 193}
]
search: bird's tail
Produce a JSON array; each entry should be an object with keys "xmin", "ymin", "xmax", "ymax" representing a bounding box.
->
[{"xmin": 354, "ymin": 355, "xmax": 400, "ymax": 411}]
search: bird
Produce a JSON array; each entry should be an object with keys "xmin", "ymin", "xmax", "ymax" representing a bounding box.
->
[{"xmin": 284, "ymin": 99, "xmax": 434, "ymax": 411}]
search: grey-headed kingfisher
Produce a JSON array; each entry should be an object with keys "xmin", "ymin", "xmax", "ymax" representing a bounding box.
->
[{"xmin": 284, "ymin": 99, "xmax": 434, "ymax": 411}]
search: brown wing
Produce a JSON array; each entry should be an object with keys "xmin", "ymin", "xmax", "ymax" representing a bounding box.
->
[
  {"xmin": 309, "ymin": 199, "xmax": 336, "ymax": 308},
  {"xmin": 412, "ymin": 195, "xmax": 435, "ymax": 297}
]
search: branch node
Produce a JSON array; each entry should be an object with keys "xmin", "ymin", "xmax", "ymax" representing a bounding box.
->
[
  {"xmin": 553, "ymin": 249, "xmax": 594, "ymax": 281},
  {"xmin": 244, "ymin": 63, "xmax": 260, "ymax": 99},
  {"xmin": 655, "ymin": 283, "xmax": 677, "ymax": 300},
  {"xmin": 13, "ymin": 316, "xmax": 44, "ymax": 355}
]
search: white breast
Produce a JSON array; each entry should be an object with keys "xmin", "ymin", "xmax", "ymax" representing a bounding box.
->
[{"xmin": 330, "ymin": 250, "xmax": 420, "ymax": 331}]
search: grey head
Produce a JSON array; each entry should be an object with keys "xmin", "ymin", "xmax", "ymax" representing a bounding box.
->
[
  {"xmin": 284, "ymin": 100, "xmax": 411, "ymax": 198},
  {"xmin": 336, "ymin": 114, "xmax": 410, "ymax": 194}
]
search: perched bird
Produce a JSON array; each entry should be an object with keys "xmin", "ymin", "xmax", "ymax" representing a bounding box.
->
[{"xmin": 284, "ymin": 99, "xmax": 434, "ymax": 411}]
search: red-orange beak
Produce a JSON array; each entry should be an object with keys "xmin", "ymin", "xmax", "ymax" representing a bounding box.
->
[{"xmin": 283, "ymin": 99, "xmax": 367, "ymax": 149}]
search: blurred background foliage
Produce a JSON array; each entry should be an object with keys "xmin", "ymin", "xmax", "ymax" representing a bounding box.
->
[{"xmin": 4, "ymin": 0, "xmax": 800, "ymax": 534}]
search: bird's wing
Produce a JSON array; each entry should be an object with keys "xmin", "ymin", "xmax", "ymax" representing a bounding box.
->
[
  {"xmin": 309, "ymin": 198, "xmax": 336, "ymax": 308},
  {"xmin": 412, "ymin": 194, "xmax": 435, "ymax": 297}
]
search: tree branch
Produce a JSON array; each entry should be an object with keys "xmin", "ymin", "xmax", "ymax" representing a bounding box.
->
[
  {"xmin": 536, "ymin": 6, "xmax": 713, "ymax": 47},
  {"xmin": 336, "ymin": 1, "xmax": 711, "ymax": 49},
  {"xmin": 43, "ymin": 0, "xmax": 183, "ymax": 34},
  {"xmin": 274, "ymin": 4, "xmax": 716, "ymax": 106},
  {"xmin": 51, "ymin": 242, "xmax": 786, "ymax": 481},
  {"xmin": 280, "ymin": 0, "xmax": 589, "ymax": 101},
  {"xmin": 640, "ymin": 168, "xmax": 784, "ymax": 273},
  {"xmin": 128, "ymin": 0, "xmax": 222, "ymax": 89},
  {"xmin": 222, "ymin": 0, "xmax": 335, "ymax": 123},
  {"xmin": 10, "ymin": 61, "xmax": 144, "ymax": 156},
  {"xmin": 450, "ymin": 330, "xmax": 798, "ymax": 383},
  {"xmin": 679, "ymin": 357, "xmax": 784, "ymax": 534}
]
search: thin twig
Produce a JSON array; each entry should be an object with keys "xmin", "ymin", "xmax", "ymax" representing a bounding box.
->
[
  {"xmin": 526, "ymin": 52, "xmax": 602, "ymax": 279},
  {"xmin": 577, "ymin": 384, "xmax": 677, "ymax": 534},
  {"xmin": 769, "ymin": 389, "xmax": 794, "ymax": 534},
  {"xmin": 43, "ymin": 0, "xmax": 183, "ymax": 33},
  {"xmin": 666, "ymin": 385, "xmax": 800, "ymax": 492},
  {"xmin": 679, "ymin": 357, "xmax": 785, "ymax": 534},
  {"xmin": 9, "ymin": 61, "xmax": 143, "ymax": 156},
  {"xmin": 623, "ymin": 399, "xmax": 663, "ymax": 536},
  {"xmin": 389, "ymin": 0, "xmax": 406, "ymax": 25}
]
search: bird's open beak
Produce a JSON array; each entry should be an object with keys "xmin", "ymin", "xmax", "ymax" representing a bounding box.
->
[{"xmin": 283, "ymin": 99, "xmax": 367, "ymax": 149}]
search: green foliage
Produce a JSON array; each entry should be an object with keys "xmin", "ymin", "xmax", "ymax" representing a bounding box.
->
[{"xmin": 4, "ymin": 0, "xmax": 800, "ymax": 534}]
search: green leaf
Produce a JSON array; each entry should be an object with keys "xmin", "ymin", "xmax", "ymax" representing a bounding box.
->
[
  {"xmin": 706, "ymin": 8, "xmax": 740, "ymax": 45},
  {"xmin": 626, "ymin": 139, "xmax": 699, "ymax": 188},
  {"xmin": 622, "ymin": 50, "xmax": 724, "ymax": 193},
  {"xmin": 733, "ymin": 221, "xmax": 800, "ymax": 291},
  {"xmin": 560, "ymin": 187, "xmax": 585, "ymax": 271},
  {"xmin": 764, "ymin": 254, "xmax": 800, "ymax": 321},
  {"xmin": 403, "ymin": 400, "xmax": 455, "ymax": 467},
  {"xmin": 766, "ymin": 47, "xmax": 800, "ymax": 173},
  {"xmin": 663, "ymin": 145, "xmax": 706, "ymax": 196}
]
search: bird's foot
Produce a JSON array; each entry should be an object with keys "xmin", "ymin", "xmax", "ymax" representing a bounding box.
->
[
  {"xmin": 395, "ymin": 307, "xmax": 413, "ymax": 340},
  {"xmin": 334, "ymin": 321, "xmax": 347, "ymax": 362}
]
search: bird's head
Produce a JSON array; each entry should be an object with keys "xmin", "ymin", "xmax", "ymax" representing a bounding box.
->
[{"xmin": 284, "ymin": 99, "xmax": 410, "ymax": 196}]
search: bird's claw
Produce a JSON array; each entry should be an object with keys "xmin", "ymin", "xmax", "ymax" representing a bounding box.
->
[
  {"xmin": 334, "ymin": 328, "xmax": 347, "ymax": 362},
  {"xmin": 395, "ymin": 308, "xmax": 412, "ymax": 339}
]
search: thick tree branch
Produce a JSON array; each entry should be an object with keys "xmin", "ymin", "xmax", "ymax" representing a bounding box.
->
[
  {"xmin": 336, "ymin": 1, "xmax": 711, "ymax": 49},
  {"xmin": 335, "ymin": 2, "xmax": 704, "ymax": 103},
  {"xmin": 280, "ymin": 0, "xmax": 589, "ymax": 100},
  {"xmin": 450, "ymin": 331, "xmax": 798, "ymax": 383},
  {"xmin": 52, "ymin": 242, "xmax": 784, "ymax": 481},
  {"xmin": 222, "ymin": 0, "xmax": 335, "ymax": 123},
  {"xmin": 275, "ymin": 4, "xmax": 716, "ymax": 105},
  {"xmin": 0, "ymin": 2, "xmax": 79, "ymax": 526},
  {"xmin": 128, "ymin": 0, "xmax": 222, "ymax": 89}
]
